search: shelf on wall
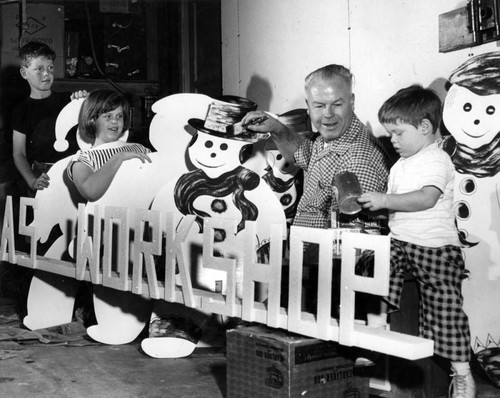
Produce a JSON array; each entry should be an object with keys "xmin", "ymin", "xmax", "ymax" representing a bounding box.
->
[{"xmin": 52, "ymin": 79, "xmax": 160, "ymax": 97}]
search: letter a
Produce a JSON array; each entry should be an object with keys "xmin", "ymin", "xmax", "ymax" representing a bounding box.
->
[{"xmin": 1, "ymin": 196, "xmax": 16, "ymax": 263}]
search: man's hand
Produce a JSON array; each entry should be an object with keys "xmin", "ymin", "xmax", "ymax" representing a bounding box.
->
[
  {"xmin": 241, "ymin": 111, "xmax": 285, "ymax": 135},
  {"xmin": 242, "ymin": 111, "xmax": 303, "ymax": 164}
]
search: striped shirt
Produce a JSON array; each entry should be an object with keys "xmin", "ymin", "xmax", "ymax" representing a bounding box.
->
[
  {"xmin": 67, "ymin": 141, "xmax": 151, "ymax": 181},
  {"xmin": 293, "ymin": 114, "xmax": 389, "ymax": 229}
]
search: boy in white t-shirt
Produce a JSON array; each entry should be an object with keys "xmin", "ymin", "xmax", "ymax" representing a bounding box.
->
[{"xmin": 358, "ymin": 85, "xmax": 475, "ymax": 398}]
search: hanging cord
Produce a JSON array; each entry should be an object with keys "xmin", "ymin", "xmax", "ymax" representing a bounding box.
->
[
  {"xmin": 16, "ymin": 0, "xmax": 27, "ymax": 46},
  {"xmin": 84, "ymin": 0, "xmax": 125, "ymax": 94},
  {"xmin": 347, "ymin": 0, "xmax": 352, "ymax": 69},
  {"xmin": 111, "ymin": 18, "xmax": 133, "ymax": 30}
]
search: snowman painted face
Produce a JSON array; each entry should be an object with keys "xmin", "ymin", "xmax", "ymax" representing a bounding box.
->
[
  {"xmin": 188, "ymin": 131, "xmax": 247, "ymax": 178},
  {"xmin": 443, "ymin": 84, "xmax": 500, "ymax": 149}
]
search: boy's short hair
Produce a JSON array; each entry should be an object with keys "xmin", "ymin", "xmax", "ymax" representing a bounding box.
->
[
  {"xmin": 304, "ymin": 64, "xmax": 353, "ymax": 92},
  {"xmin": 378, "ymin": 85, "xmax": 442, "ymax": 133},
  {"xmin": 18, "ymin": 41, "xmax": 56, "ymax": 68},
  {"xmin": 78, "ymin": 89, "xmax": 131, "ymax": 139}
]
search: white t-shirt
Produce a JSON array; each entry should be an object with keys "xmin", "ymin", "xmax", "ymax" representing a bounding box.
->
[{"xmin": 388, "ymin": 143, "xmax": 460, "ymax": 247}]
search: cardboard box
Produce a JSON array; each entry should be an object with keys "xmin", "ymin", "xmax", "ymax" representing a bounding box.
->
[
  {"xmin": 1, "ymin": 3, "xmax": 64, "ymax": 78},
  {"xmin": 226, "ymin": 326, "xmax": 368, "ymax": 398}
]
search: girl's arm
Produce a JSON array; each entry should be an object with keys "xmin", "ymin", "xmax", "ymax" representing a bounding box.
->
[
  {"xmin": 358, "ymin": 185, "xmax": 442, "ymax": 213},
  {"xmin": 71, "ymin": 151, "xmax": 151, "ymax": 201}
]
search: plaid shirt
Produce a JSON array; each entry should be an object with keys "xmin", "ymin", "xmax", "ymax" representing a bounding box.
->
[{"xmin": 293, "ymin": 114, "xmax": 389, "ymax": 229}]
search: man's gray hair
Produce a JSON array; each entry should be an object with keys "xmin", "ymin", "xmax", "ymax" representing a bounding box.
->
[{"xmin": 304, "ymin": 64, "xmax": 353, "ymax": 92}]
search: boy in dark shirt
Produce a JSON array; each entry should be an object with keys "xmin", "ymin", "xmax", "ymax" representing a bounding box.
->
[{"xmin": 12, "ymin": 41, "xmax": 86, "ymax": 194}]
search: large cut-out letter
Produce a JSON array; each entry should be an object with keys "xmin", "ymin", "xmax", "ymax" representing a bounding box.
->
[
  {"xmin": 132, "ymin": 209, "xmax": 162, "ymax": 299},
  {"xmin": 102, "ymin": 206, "xmax": 130, "ymax": 291},
  {"xmin": 339, "ymin": 233, "xmax": 390, "ymax": 346},
  {"xmin": 242, "ymin": 221, "xmax": 284, "ymax": 328},
  {"xmin": 17, "ymin": 197, "xmax": 38, "ymax": 268},
  {"xmin": 0, "ymin": 196, "xmax": 16, "ymax": 263},
  {"xmin": 200, "ymin": 217, "xmax": 238, "ymax": 316},
  {"xmin": 164, "ymin": 214, "xmax": 196, "ymax": 306},
  {"xmin": 288, "ymin": 226, "xmax": 337, "ymax": 340},
  {"xmin": 76, "ymin": 204, "xmax": 102, "ymax": 284}
]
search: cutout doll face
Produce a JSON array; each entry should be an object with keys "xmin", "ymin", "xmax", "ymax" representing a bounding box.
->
[
  {"xmin": 443, "ymin": 84, "xmax": 500, "ymax": 149},
  {"xmin": 188, "ymin": 131, "xmax": 247, "ymax": 178}
]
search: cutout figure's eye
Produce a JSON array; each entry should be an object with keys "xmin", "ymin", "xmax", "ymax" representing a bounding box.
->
[
  {"xmin": 463, "ymin": 103, "xmax": 472, "ymax": 112},
  {"xmin": 460, "ymin": 178, "xmax": 476, "ymax": 195},
  {"xmin": 220, "ymin": 143, "xmax": 228, "ymax": 150},
  {"xmin": 205, "ymin": 141, "xmax": 213, "ymax": 148},
  {"xmin": 277, "ymin": 154, "xmax": 283, "ymax": 161},
  {"xmin": 486, "ymin": 105, "xmax": 495, "ymax": 115},
  {"xmin": 455, "ymin": 201, "xmax": 470, "ymax": 220}
]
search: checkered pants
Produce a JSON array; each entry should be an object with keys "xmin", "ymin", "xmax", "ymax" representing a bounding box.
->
[{"xmin": 386, "ymin": 239, "xmax": 471, "ymax": 362}]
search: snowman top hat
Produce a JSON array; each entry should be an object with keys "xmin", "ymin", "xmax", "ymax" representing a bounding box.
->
[{"xmin": 188, "ymin": 95, "xmax": 269, "ymax": 143}]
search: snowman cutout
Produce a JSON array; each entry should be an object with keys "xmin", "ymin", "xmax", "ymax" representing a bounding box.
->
[
  {"xmin": 262, "ymin": 109, "xmax": 310, "ymax": 225},
  {"xmin": 442, "ymin": 51, "xmax": 500, "ymax": 388},
  {"xmin": 142, "ymin": 96, "xmax": 287, "ymax": 358},
  {"xmin": 22, "ymin": 93, "xmax": 215, "ymax": 345},
  {"xmin": 22, "ymin": 97, "xmax": 93, "ymax": 330},
  {"xmin": 22, "ymin": 96, "xmax": 138, "ymax": 333},
  {"xmin": 81, "ymin": 93, "xmax": 215, "ymax": 345}
]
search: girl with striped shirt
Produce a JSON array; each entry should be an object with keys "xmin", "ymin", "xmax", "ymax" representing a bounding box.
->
[{"xmin": 67, "ymin": 89, "xmax": 151, "ymax": 201}]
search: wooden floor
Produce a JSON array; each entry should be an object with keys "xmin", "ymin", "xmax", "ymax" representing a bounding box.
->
[
  {"xmin": 0, "ymin": 290, "xmax": 499, "ymax": 397},
  {"xmin": 1, "ymin": 329, "xmax": 499, "ymax": 398},
  {"xmin": 0, "ymin": 342, "xmax": 227, "ymax": 398}
]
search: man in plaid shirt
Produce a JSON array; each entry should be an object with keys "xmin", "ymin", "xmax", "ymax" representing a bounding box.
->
[{"xmin": 243, "ymin": 64, "xmax": 390, "ymax": 229}]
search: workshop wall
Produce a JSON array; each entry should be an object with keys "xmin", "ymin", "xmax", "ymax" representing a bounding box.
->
[{"xmin": 221, "ymin": 0, "xmax": 499, "ymax": 137}]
